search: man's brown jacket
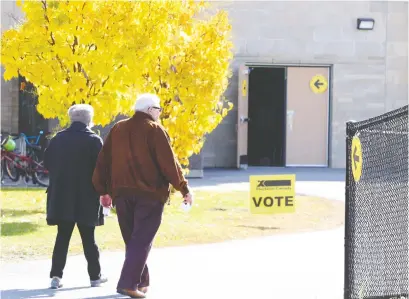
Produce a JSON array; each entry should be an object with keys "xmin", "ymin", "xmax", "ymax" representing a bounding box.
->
[{"xmin": 92, "ymin": 112, "xmax": 190, "ymax": 204}]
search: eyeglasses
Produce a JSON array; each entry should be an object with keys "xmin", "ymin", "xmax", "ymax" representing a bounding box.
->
[{"xmin": 151, "ymin": 106, "xmax": 162, "ymax": 112}]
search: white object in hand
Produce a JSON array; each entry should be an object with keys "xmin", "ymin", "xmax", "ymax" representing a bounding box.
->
[
  {"xmin": 181, "ymin": 201, "xmax": 192, "ymax": 212},
  {"xmin": 103, "ymin": 207, "xmax": 111, "ymax": 216}
]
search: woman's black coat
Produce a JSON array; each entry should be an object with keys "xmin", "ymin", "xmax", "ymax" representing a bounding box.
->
[{"xmin": 44, "ymin": 122, "xmax": 104, "ymax": 226}]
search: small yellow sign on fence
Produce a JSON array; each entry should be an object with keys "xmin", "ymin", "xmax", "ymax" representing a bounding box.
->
[
  {"xmin": 249, "ymin": 174, "xmax": 296, "ymax": 214},
  {"xmin": 351, "ymin": 135, "xmax": 362, "ymax": 182}
]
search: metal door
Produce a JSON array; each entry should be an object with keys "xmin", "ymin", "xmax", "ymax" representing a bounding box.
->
[{"xmin": 285, "ymin": 67, "xmax": 330, "ymax": 166}]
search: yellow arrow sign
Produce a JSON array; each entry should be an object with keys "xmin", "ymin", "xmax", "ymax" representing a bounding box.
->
[
  {"xmin": 351, "ymin": 136, "xmax": 362, "ymax": 182},
  {"xmin": 310, "ymin": 75, "xmax": 328, "ymax": 94},
  {"xmin": 242, "ymin": 79, "xmax": 247, "ymax": 97}
]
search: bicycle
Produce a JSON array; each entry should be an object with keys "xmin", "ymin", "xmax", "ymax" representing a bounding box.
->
[
  {"xmin": 20, "ymin": 130, "xmax": 45, "ymax": 146},
  {"xmin": 1, "ymin": 132, "xmax": 49, "ymax": 187},
  {"xmin": 1, "ymin": 132, "xmax": 17, "ymax": 182},
  {"xmin": 1, "ymin": 133, "xmax": 9, "ymax": 182},
  {"xmin": 20, "ymin": 131, "xmax": 48, "ymax": 166}
]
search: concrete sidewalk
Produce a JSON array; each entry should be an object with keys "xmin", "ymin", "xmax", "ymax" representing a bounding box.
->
[
  {"xmin": 1, "ymin": 228, "xmax": 344, "ymax": 299},
  {"xmin": 1, "ymin": 168, "xmax": 346, "ymax": 299}
]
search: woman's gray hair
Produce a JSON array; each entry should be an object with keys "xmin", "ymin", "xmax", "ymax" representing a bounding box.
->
[
  {"xmin": 68, "ymin": 104, "xmax": 94, "ymax": 126},
  {"xmin": 133, "ymin": 93, "xmax": 161, "ymax": 113}
]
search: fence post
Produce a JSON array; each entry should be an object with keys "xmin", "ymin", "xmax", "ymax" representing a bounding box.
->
[{"xmin": 344, "ymin": 121, "xmax": 352, "ymax": 299}]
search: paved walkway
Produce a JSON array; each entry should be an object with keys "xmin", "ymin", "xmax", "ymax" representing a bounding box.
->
[{"xmin": 1, "ymin": 167, "xmax": 346, "ymax": 299}]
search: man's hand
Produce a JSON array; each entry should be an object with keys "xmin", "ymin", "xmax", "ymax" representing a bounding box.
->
[
  {"xmin": 100, "ymin": 194, "xmax": 112, "ymax": 208},
  {"xmin": 183, "ymin": 192, "xmax": 193, "ymax": 206}
]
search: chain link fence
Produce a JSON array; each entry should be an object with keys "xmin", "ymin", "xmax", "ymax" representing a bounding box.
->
[{"xmin": 345, "ymin": 105, "xmax": 408, "ymax": 299}]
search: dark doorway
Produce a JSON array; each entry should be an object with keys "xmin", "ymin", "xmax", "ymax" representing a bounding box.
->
[
  {"xmin": 18, "ymin": 76, "xmax": 50, "ymax": 151},
  {"xmin": 247, "ymin": 67, "xmax": 286, "ymax": 166}
]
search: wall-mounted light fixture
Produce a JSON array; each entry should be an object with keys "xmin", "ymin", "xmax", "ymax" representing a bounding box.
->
[{"xmin": 357, "ymin": 18, "xmax": 375, "ymax": 30}]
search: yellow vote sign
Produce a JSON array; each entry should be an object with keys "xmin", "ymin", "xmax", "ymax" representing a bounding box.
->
[
  {"xmin": 249, "ymin": 174, "xmax": 296, "ymax": 214},
  {"xmin": 351, "ymin": 135, "xmax": 363, "ymax": 182},
  {"xmin": 310, "ymin": 75, "xmax": 328, "ymax": 94}
]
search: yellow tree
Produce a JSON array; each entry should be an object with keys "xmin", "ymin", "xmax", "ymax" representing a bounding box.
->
[{"xmin": 1, "ymin": 0, "xmax": 233, "ymax": 167}]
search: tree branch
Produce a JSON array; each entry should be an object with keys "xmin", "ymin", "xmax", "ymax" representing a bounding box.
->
[
  {"xmin": 77, "ymin": 62, "xmax": 90, "ymax": 86},
  {"xmin": 71, "ymin": 36, "xmax": 78, "ymax": 54},
  {"xmin": 49, "ymin": 32, "xmax": 55, "ymax": 46},
  {"xmin": 7, "ymin": 13, "xmax": 24, "ymax": 26},
  {"xmin": 41, "ymin": 1, "xmax": 56, "ymax": 46},
  {"xmin": 41, "ymin": 1, "xmax": 49, "ymax": 22},
  {"xmin": 56, "ymin": 55, "xmax": 70, "ymax": 82},
  {"xmin": 101, "ymin": 76, "xmax": 110, "ymax": 87},
  {"xmin": 87, "ymin": 44, "xmax": 96, "ymax": 52},
  {"xmin": 86, "ymin": 82, "xmax": 94, "ymax": 98}
]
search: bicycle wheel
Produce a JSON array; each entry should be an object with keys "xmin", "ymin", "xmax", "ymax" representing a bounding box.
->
[
  {"xmin": 4, "ymin": 157, "xmax": 20, "ymax": 182},
  {"xmin": 1, "ymin": 159, "xmax": 4, "ymax": 182},
  {"xmin": 30, "ymin": 152, "xmax": 49, "ymax": 187}
]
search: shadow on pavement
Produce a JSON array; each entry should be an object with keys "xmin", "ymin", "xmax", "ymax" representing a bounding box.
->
[
  {"xmin": 236, "ymin": 225, "xmax": 279, "ymax": 231},
  {"xmin": 82, "ymin": 295, "xmax": 129, "ymax": 299},
  {"xmin": 188, "ymin": 167, "xmax": 345, "ymax": 187},
  {"xmin": 1, "ymin": 286, "xmax": 89, "ymax": 299}
]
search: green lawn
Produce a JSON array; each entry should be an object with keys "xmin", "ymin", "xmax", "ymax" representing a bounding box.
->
[{"xmin": 0, "ymin": 188, "xmax": 344, "ymax": 262}]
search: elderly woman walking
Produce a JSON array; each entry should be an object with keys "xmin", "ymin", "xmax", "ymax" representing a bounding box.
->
[{"xmin": 44, "ymin": 104, "xmax": 108, "ymax": 289}]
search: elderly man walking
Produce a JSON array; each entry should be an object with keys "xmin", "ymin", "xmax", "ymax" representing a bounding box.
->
[
  {"xmin": 92, "ymin": 93, "xmax": 193, "ymax": 298},
  {"xmin": 44, "ymin": 104, "xmax": 108, "ymax": 289}
]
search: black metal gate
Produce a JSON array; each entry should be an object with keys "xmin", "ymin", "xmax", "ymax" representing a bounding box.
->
[{"xmin": 344, "ymin": 105, "xmax": 408, "ymax": 299}]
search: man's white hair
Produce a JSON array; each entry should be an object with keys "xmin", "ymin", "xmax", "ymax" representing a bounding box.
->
[
  {"xmin": 133, "ymin": 93, "xmax": 161, "ymax": 112},
  {"xmin": 68, "ymin": 104, "xmax": 94, "ymax": 126}
]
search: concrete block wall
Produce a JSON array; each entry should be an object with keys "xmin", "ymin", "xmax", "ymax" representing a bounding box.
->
[
  {"xmin": 1, "ymin": 1, "xmax": 24, "ymax": 134},
  {"xmin": 385, "ymin": 2, "xmax": 408, "ymax": 110},
  {"xmin": 1, "ymin": 68, "xmax": 19, "ymax": 134},
  {"xmin": 201, "ymin": 1, "xmax": 408, "ymax": 169}
]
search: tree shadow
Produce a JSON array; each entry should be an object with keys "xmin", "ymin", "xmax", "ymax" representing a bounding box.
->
[
  {"xmin": 208, "ymin": 207, "xmax": 228, "ymax": 212},
  {"xmin": 1, "ymin": 286, "xmax": 89, "ymax": 299},
  {"xmin": 1, "ymin": 222, "xmax": 40, "ymax": 236},
  {"xmin": 1, "ymin": 208, "xmax": 44, "ymax": 218},
  {"xmin": 82, "ymin": 295, "xmax": 129, "ymax": 299},
  {"xmin": 236, "ymin": 225, "xmax": 279, "ymax": 231},
  {"xmin": 208, "ymin": 207, "xmax": 248, "ymax": 213}
]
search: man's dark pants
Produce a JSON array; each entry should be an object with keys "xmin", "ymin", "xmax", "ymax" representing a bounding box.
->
[
  {"xmin": 50, "ymin": 222, "xmax": 101, "ymax": 281},
  {"xmin": 115, "ymin": 195, "xmax": 164, "ymax": 290}
]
